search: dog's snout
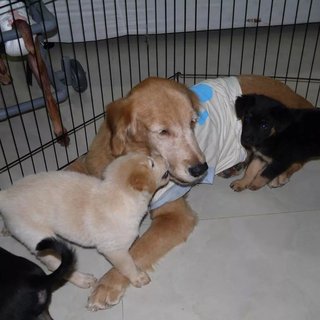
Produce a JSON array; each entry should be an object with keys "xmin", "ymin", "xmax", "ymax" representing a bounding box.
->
[{"xmin": 188, "ymin": 162, "xmax": 208, "ymax": 178}]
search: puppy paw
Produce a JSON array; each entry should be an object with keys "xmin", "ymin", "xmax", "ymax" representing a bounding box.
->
[
  {"xmin": 71, "ymin": 272, "xmax": 97, "ymax": 289},
  {"xmin": 230, "ymin": 179, "xmax": 247, "ymax": 192},
  {"xmin": 218, "ymin": 162, "xmax": 246, "ymax": 178},
  {"xmin": 82, "ymin": 274, "xmax": 97, "ymax": 288},
  {"xmin": 268, "ymin": 175, "xmax": 289, "ymax": 188},
  {"xmin": 130, "ymin": 271, "xmax": 151, "ymax": 288},
  {"xmin": 248, "ymin": 175, "xmax": 269, "ymax": 190},
  {"xmin": 87, "ymin": 283, "xmax": 125, "ymax": 311}
]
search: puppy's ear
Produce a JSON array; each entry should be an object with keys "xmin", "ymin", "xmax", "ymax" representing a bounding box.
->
[
  {"xmin": 270, "ymin": 104, "xmax": 291, "ymax": 132},
  {"xmin": 128, "ymin": 170, "xmax": 156, "ymax": 193},
  {"xmin": 235, "ymin": 95, "xmax": 256, "ymax": 119},
  {"xmin": 106, "ymin": 98, "xmax": 134, "ymax": 156}
]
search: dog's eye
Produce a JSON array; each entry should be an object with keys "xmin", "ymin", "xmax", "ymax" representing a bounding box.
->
[
  {"xmin": 147, "ymin": 157, "xmax": 155, "ymax": 168},
  {"xmin": 260, "ymin": 120, "xmax": 270, "ymax": 130},
  {"xmin": 159, "ymin": 129, "xmax": 169, "ymax": 136}
]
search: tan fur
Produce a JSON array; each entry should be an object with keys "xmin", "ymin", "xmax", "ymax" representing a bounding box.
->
[
  {"xmin": 268, "ymin": 163, "xmax": 303, "ymax": 188},
  {"xmin": 230, "ymin": 153, "xmax": 304, "ymax": 192},
  {"xmin": 230, "ymin": 157, "xmax": 267, "ymax": 191},
  {"xmin": 86, "ymin": 77, "xmax": 205, "ymax": 184},
  {"xmin": 0, "ymin": 153, "xmax": 169, "ymax": 289},
  {"xmin": 238, "ymin": 75, "xmax": 314, "ymax": 109},
  {"xmin": 128, "ymin": 169, "xmax": 157, "ymax": 193},
  {"xmin": 65, "ymin": 75, "xmax": 313, "ymax": 310}
]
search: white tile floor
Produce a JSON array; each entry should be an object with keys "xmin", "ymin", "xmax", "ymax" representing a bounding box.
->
[
  {"xmin": 1, "ymin": 22, "xmax": 320, "ymax": 319},
  {"xmin": 1, "ymin": 160, "xmax": 320, "ymax": 319}
]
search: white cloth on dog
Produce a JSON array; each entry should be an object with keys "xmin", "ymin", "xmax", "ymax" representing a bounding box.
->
[{"xmin": 151, "ymin": 77, "xmax": 247, "ymax": 210}]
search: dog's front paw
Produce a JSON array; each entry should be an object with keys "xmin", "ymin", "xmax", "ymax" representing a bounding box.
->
[
  {"xmin": 87, "ymin": 283, "xmax": 125, "ymax": 311},
  {"xmin": 268, "ymin": 174, "xmax": 289, "ymax": 188},
  {"xmin": 87, "ymin": 269, "xmax": 130, "ymax": 311},
  {"xmin": 71, "ymin": 272, "xmax": 97, "ymax": 289},
  {"xmin": 230, "ymin": 179, "xmax": 248, "ymax": 192},
  {"xmin": 248, "ymin": 175, "xmax": 269, "ymax": 190},
  {"xmin": 130, "ymin": 271, "xmax": 151, "ymax": 288}
]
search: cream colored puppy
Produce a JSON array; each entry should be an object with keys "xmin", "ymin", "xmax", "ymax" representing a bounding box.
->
[{"xmin": 0, "ymin": 152, "xmax": 169, "ymax": 289}]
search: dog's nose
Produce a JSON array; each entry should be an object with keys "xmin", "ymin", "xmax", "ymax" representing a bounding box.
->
[{"xmin": 188, "ymin": 162, "xmax": 208, "ymax": 177}]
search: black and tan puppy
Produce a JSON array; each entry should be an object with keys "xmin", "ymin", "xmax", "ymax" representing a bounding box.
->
[
  {"xmin": 0, "ymin": 238, "xmax": 75, "ymax": 320},
  {"xmin": 230, "ymin": 94, "xmax": 320, "ymax": 191}
]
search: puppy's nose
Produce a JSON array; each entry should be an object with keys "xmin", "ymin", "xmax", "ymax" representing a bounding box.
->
[{"xmin": 189, "ymin": 162, "xmax": 208, "ymax": 177}]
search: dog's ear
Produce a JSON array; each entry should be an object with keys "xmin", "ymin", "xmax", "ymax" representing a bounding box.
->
[
  {"xmin": 174, "ymin": 80, "xmax": 201, "ymax": 112},
  {"xmin": 106, "ymin": 98, "xmax": 134, "ymax": 156},
  {"xmin": 187, "ymin": 87, "xmax": 201, "ymax": 112},
  {"xmin": 235, "ymin": 95, "xmax": 256, "ymax": 119},
  {"xmin": 270, "ymin": 104, "xmax": 292, "ymax": 132},
  {"xmin": 128, "ymin": 170, "xmax": 156, "ymax": 193}
]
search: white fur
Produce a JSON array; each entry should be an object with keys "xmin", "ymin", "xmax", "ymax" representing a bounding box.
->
[{"xmin": 0, "ymin": 152, "xmax": 169, "ymax": 288}]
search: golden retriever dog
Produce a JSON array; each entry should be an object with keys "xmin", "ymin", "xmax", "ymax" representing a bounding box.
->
[
  {"xmin": 66, "ymin": 75, "xmax": 313, "ymax": 311},
  {"xmin": 0, "ymin": 152, "xmax": 169, "ymax": 289}
]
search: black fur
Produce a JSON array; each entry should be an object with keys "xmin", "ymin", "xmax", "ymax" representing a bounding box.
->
[
  {"xmin": 0, "ymin": 238, "xmax": 75, "ymax": 320},
  {"xmin": 235, "ymin": 94, "xmax": 320, "ymax": 181}
]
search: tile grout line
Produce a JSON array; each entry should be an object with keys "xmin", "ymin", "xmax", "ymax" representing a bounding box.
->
[{"xmin": 196, "ymin": 209, "xmax": 320, "ymax": 221}]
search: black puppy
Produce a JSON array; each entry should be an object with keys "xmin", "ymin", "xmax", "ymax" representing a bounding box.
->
[
  {"xmin": 0, "ymin": 238, "xmax": 75, "ymax": 320},
  {"xmin": 230, "ymin": 94, "xmax": 319, "ymax": 191}
]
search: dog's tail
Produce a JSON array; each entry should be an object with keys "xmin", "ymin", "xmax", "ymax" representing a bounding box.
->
[{"xmin": 36, "ymin": 237, "xmax": 75, "ymax": 287}]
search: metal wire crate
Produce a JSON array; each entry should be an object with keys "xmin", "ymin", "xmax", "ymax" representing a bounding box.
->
[{"xmin": 0, "ymin": 0, "xmax": 319, "ymax": 188}]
